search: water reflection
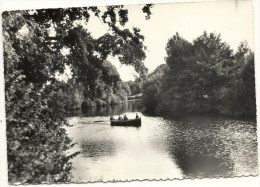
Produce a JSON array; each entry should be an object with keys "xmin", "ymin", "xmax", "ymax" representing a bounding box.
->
[
  {"xmin": 165, "ymin": 120, "xmax": 234, "ymax": 178},
  {"xmin": 66, "ymin": 101, "xmax": 258, "ymax": 182},
  {"xmin": 69, "ymin": 100, "xmax": 143, "ymax": 117}
]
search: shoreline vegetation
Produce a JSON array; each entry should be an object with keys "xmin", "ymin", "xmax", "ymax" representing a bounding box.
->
[
  {"xmin": 142, "ymin": 32, "xmax": 255, "ymax": 119},
  {"xmin": 67, "ymin": 32, "xmax": 256, "ymax": 120},
  {"xmin": 3, "ymin": 6, "xmax": 152, "ymax": 184},
  {"xmin": 3, "ymin": 4, "xmax": 255, "ymax": 185},
  {"xmin": 62, "ymin": 78, "xmax": 143, "ymax": 110}
]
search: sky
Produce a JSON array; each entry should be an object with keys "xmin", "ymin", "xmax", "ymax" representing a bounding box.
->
[{"xmin": 83, "ymin": 0, "xmax": 254, "ymax": 81}]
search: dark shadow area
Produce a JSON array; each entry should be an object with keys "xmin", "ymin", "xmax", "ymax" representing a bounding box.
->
[
  {"xmin": 170, "ymin": 142, "xmax": 234, "ymax": 178},
  {"xmin": 174, "ymin": 153, "xmax": 233, "ymax": 178},
  {"xmin": 165, "ymin": 120, "xmax": 235, "ymax": 178},
  {"xmin": 142, "ymin": 108, "xmax": 256, "ymax": 123}
]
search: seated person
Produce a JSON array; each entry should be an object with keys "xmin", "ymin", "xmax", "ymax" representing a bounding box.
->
[
  {"xmin": 110, "ymin": 115, "xmax": 115, "ymax": 120},
  {"xmin": 123, "ymin": 114, "xmax": 128, "ymax": 120},
  {"xmin": 118, "ymin": 116, "xmax": 122, "ymax": 120},
  {"xmin": 136, "ymin": 113, "xmax": 139, "ymax": 119}
]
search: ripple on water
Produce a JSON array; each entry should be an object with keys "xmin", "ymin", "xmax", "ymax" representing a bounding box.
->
[{"xmin": 66, "ymin": 105, "xmax": 258, "ymax": 182}]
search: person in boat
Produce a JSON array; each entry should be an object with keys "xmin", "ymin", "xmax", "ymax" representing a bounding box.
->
[
  {"xmin": 118, "ymin": 115, "xmax": 122, "ymax": 120},
  {"xmin": 110, "ymin": 115, "xmax": 115, "ymax": 121},
  {"xmin": 136, "ymin": 113, "xmax": 139, "ymax": 119},
  {"xmin": 124, "ymin": 114, "xmax": 128, "ymax": 120}
]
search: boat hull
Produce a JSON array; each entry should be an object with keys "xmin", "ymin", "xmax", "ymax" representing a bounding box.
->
[{"xmin": 110, "ymin": 118, "xmax": 141, "ymax": 127}]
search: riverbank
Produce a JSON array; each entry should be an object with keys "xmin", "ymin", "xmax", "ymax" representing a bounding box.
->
[
  {"xmin": 68, "ymin": 99, "xmax": 143, "ymax": 117},
  {"xmin": 71, "ymin": 95, "xmax": 142, "ymax": 110},
  {"xmin": 142, "ymin": 108, "xmax": 256, "ymax": 123},
  {"xmin": 127, "ymin": 93, "xmax": 142, "ymax": 100}
]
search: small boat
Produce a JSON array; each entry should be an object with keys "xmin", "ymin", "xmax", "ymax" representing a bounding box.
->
[{"xmin": 110, "ymin": 118, "xmax": 141, "ymax": 127}]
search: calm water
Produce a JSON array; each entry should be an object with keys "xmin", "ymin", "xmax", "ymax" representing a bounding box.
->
[{"xmin": 66, "ymin": 100, "xmax": 258, "ymax": 182}]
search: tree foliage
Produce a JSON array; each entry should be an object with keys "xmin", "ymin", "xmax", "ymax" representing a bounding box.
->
[
  {"xmin": 127, "ymin": 78, "xmax": 144, "ymax": 96},
  {"xmin": 143, "ymin": 32, "xmax": 255, "ymax": 117},
  {"xmin": 3, "ymin": 4, "xmax": 152, "ymax": 184},
  {"xmin": 142, "ymin": 64, "xmax": 169, "ymax": 114}
]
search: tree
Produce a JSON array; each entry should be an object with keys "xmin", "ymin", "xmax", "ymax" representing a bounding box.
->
[
  {"xmin": 142, "ymin": 32, "xmax": 255, "ymax": 117},
  {"xmin": 160, "ymin": 32, "xmax": 235, "ymax": 114},
  {"xmin": 127, "ymin": 79, "xmax": 143, "ymax": 95},
  {"xmin": 142, "ymin": 64, "xmax": 169, "ymax": 114},
  {"xmin": 219, "ymin": 43, "xmax": 255, "ymax": 116},
  {"xmin": 3, "ymin": 4, "xmax": 153, "ymax": 184}
]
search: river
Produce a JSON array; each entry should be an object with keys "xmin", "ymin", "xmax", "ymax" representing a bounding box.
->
[{"xmin": 66, "ymin": 100, "xmax": 258, "ymax": 182}]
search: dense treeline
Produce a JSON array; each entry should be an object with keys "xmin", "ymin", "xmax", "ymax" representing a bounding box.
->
[
  {"xmin": 3, "ymin": 5, "xmax": 152, "ymax": 184},
  {"xmin": 52, "ymin": 26, "xmax": 136, "ymax": 109},
  {"xmin": 79, "ymin": 60, "xmax": 132, "ymax": 108},
  {"xmin": 127, "ymin": 78, "xmax": 143, "ymax": 96},
  {"xmin": 143, "ymin": 32, "xmax": 255, "ymax": 117},
  {"xmin": 63, "ymin": 25, "xmax": 145, "ymax": 109}
]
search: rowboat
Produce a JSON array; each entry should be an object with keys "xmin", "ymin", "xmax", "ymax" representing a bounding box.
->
[{"xmin": 110, "ymin": 118, "xmax": 141, "ymax": 127}]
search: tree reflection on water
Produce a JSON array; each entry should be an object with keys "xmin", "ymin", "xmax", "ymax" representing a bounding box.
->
[
  {"xmin": 165, "ymin": 117, "xmax": 257, "ymax": 178},
  {"xmin": 70, "ymin": 100, "xmax": 143, "ymax": 117}
]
